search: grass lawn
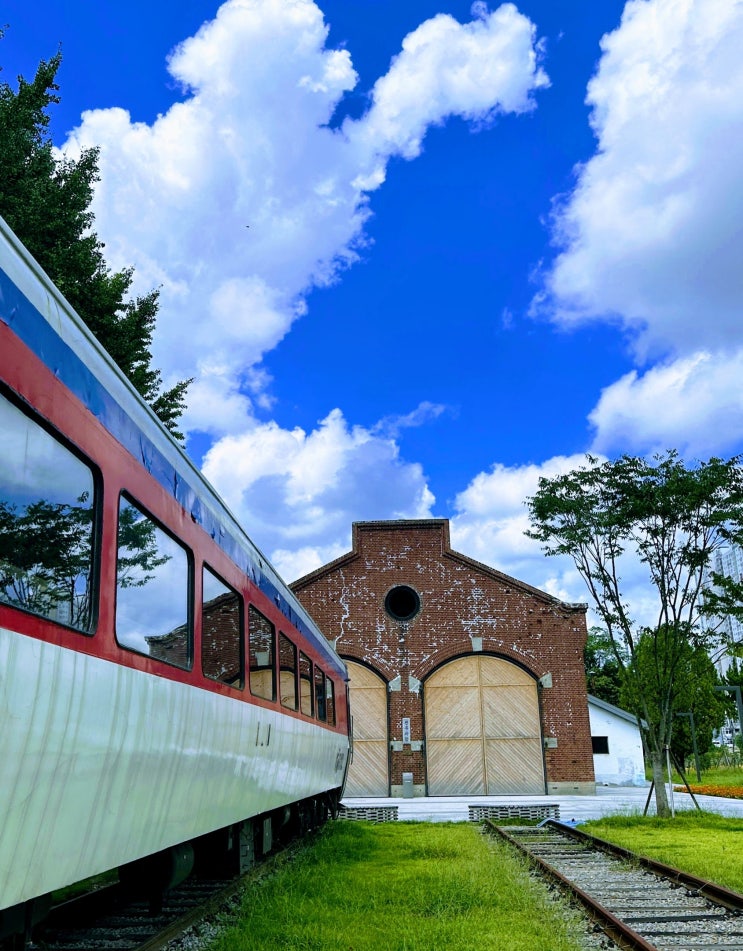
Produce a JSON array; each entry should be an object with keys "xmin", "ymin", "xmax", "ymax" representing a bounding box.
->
[
  {"xmin": 691, "ymin": 765, "xmax": 743, "ymax": 786},
  {"xmin": 581, "ymin": 811, "xmax": 743, "ymax": 893},
  {"xmin": 207, "ymin": 821, "xmax": 591, "ymax": 951}
]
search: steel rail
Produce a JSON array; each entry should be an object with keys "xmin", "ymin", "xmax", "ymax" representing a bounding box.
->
[
  {"xmin": 545, "ymin": 819, "xmax": 743, "ymax": 912},
  {"xmin": 134, "ymin": 844, "xmax": 305, "ymax": 951},
  {"xmin": 34, "ymin": 840, "xmax": 307, "ymax": 951},
  {"xmin": 485, "ymin": 820, "xmax": 657, "ymax": 951}
]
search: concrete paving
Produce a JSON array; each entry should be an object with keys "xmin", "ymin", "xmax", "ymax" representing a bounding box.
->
[{"xmin": 342, "ymin": 785, "xmax": 743, "ymax": 823}]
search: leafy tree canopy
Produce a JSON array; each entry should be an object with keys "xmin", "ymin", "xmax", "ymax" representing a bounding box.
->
[
  {"xmin": 584, "ymin": 628, "xmax": 625, "ymax": 707},
  {"xmin": 620, "ymin": 625, "xmax": 726, "ymax": 767},
  {"xmin": 527, "ymin": 450, "xmax": 743, "ymax": 816},
  {"xmin": 0, "ymin": 44, "xmax": 190, "ymax": 438}
]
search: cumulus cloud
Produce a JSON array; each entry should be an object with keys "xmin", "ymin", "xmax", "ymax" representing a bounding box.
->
[
  {"xmin": 450, "ymin": 453, "xmax": 665, "ymax": 628},
  {"xmin": 62, "ymin": 0, "xmax": 547, "ymax": 433},
  {"xmin": 346, "ymin": 2, "xmax": 548, "ymax": 187},
  {"xmin": 54, "ymin": 0, "xmax": 551, "ymax": 579},
  {"xmin": 538, "ymin": 0, "xmax": 743, "ymax": 357},
  {"xmin": 202, "ymin": 407, "xmax": 435, "ymax": 579},
  {"xmin": 589, "ymin": 349, "xmax": 743, "ymax": 458},
  {"xmin": 450, "ymin": 454, "xmax": 591, "ymax": 599}
]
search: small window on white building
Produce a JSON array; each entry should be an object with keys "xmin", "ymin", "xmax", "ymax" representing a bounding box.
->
[{"xmin": 592, "ymin": 736, "xmax": 610, "ymax": 755}]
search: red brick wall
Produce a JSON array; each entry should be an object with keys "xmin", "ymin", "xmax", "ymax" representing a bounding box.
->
[{"xmin": 292, "ymin": 520, "xmax": 595, "ymax": 794}]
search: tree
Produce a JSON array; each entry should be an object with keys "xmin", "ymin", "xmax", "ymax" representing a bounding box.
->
[
  {"xmin": 0, "ymin": 495, "xmax": 94, "ymax": 629},
  {"xmin": 0, "ymin": 46, "xmax": 190, "ymax": 438},
  {"xmin": 584, "ymin": 628, "xmax": 625, "ymax": 706},
  {"xmin": 526, "ymin": 451, "xmax": 743, "ymax": 816},
  {"xmin": 620, "ymin": 626, "xmax": 726, "ymax": 768}
]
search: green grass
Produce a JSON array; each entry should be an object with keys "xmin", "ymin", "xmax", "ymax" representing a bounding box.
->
[
  {"xmin": 709, "ymin": 766, "xmax": 743, "ymax": 785},
  {"xmin": 207, "ymin": 822, "xmax": 591, "ymax": 951},
  {"xmin": 581, "ymin": 811, "xmax": 743, "ymax": 892},
  {"xmin": 676, "ymin": 764, "xmax": 743, "ymax": 786},
  {"xmin": 655, "ymin": 760, "xmax": 743, "ymax": 786}
]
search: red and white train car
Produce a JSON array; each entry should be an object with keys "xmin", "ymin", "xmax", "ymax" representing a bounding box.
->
[{"xmin": 0, "ymin": 215, "xmax": 350, "ymax": 933}]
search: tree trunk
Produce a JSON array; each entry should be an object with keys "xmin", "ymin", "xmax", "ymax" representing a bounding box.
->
[{"xmin": 649, "ymin": 746, "xmax": 671, "ymax": 817}]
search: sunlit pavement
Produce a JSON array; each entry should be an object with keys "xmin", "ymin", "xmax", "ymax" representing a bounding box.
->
[{"xmin": 342, "ymin": 785, "xmax": 743, "ymax": 822}]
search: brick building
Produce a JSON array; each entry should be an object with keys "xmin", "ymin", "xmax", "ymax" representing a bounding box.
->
[{"xmin": 292, "ymin": 519, "xmax": 595, "ymax": 797}]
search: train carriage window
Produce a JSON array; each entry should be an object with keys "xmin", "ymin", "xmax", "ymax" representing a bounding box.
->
[
  {"xmin": 0, "ymin": 392, "xmax": 97, "ymax": 633},
  {"xmin": 299, "ymin": 651, "xmax": 313, "ymax": 717},
  {"xmin": 326, "ymin": 678, "xmax": 336, "ymax": 726},
  {"xmin": 116, "ymin": 495, "xmax": 192, "ymax": 669},
  {"xmin": 202, "ymin": 566, "xmax": 244, "ymax": 688},
  {"xmin": 249, "ymin": 605, "xmax": 275, "ymax": 701},
  {"xmin": 279, "ymin": 632, "xmax": 297, "ymax": 710},
  {"xmin": 315, "ymin": 666, "xmax": 327, "ymax": 722}
]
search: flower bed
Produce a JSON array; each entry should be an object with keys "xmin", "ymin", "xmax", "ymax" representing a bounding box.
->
[{"xmin": 674, "ymin": 784, "xmax": 743, "ymax": 799}]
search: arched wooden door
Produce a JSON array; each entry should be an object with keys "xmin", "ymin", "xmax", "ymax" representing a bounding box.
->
[
  {"xmin": 345, "ymin": 661, "xmax": 389, "ymax": 797},
  {"xmin": 425, "ymin": 655, "xmax": 545, "ymax": 795}
]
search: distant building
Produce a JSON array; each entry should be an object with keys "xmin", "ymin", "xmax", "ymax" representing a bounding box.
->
[
  {"xmin": 705, "ymin": 544, "xmax": 743, "ymax": 676},
  {"xmin": 588, "ymin": 695, "xmax": 646, "ymax": 787},
  {"xmin": 292, "ymin": 519, "xmax": 596, "ymax": 797}
]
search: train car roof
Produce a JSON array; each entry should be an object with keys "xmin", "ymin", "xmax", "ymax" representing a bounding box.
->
[{"xmin": 0, "ymin": 214, "xmax": 346, "ymax": 680}]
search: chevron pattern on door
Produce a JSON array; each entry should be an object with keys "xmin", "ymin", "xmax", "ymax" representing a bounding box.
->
[
  {"xmin": 345, "ymin": 661, "xmax": 389, "ymax": 796},
  {"xmin": 425, "ymin": 655, "xmax": 545, "ymax": 795}
]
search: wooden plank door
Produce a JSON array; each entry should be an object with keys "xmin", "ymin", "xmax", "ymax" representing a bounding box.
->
[
  {"xmin": 425, "ymin": 656, "xmax": 545, "ymax": 795},
  {"xmin": 344, "ymin": 661, "xmax": 389, "ymax": 797}
]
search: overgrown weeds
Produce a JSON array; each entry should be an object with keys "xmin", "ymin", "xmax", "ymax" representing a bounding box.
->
[{"xmin": 207, "ymin": 821, "xmax": 590, "ymax": 950}]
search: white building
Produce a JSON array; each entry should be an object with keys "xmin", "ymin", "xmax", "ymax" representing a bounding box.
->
[{"xmin": 588, "ymin": 695, "xmax": 646, "ymax": 787}]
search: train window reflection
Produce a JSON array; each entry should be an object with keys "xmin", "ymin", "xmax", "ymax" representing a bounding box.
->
[
  {"xmin": 315, "ymin": 666, "xmax": 327, "ymax": 722},
  {"xmin": 249, "ymin": 605, "xmax": 275, "ymax": 701},
  {"xmin": 279, "ymin": 632, "xmax": 297, "ymax": 710},
  {"xmin": 0, "ymin": 392, "xmax": 96, "ymax": 632},
  {"xmin": 326, "ymin": 678, "xmax": 336, "ymax": 726},
  {"xmin": 202, "ymin": 566, "xmax": 243, "ymax": 688},
  {"xmin": 116, "ymin": 495, "xmax": 192, "ymax": 668},
  {"xmin": 299, "ymin": 651, "xmax": 313, "ymax": 716}
]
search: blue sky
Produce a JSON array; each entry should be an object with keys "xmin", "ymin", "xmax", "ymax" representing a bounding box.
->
[{"xmin": 3, "ymin": 0, "xmax": 742, "ymax": 604}]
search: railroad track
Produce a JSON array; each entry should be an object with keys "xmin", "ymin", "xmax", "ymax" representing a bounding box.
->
[
  {"xmin": 35, "ymin": 878, "xmax": 236, "ymax": 951},
  {"xmin": 33, "ymin": 845, "xmax": 299, "ymax": 951},
  {"xmin": 485, "ymin": 820, "xmax": 743, "ymax": 950}
]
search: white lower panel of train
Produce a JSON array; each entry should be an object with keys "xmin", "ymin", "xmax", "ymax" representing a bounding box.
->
[{"xmin": 0, "ymin": 630, "xmax": 349, "ymax": 910}]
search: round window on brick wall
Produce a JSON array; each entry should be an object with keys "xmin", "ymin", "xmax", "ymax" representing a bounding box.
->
[{"xmin": 384, "ymin": 585, "xmax": 421, "ymax": 622}]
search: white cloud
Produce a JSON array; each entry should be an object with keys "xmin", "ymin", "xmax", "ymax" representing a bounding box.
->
[
  {"xmin": 372, "ymin": 401, "xmax": 448, "ymax": 438},
  {"xmin": 202, "ymin": 407, "xmax": 435, "ymax": 579},
  {"xmin": 450, "ymin": 454, "xmax": 591, "ymax": 598},
  {"xmin": 346, "ymin": 2, "xmax": 548, "ymax": 186},
  {"xmin": 61, "ymin": 0, "xmax": 547, "ymax": 428},
  {"xmin": 539, "ymin": 0, "xmax": 743, "ymax": 357},
  {"xmin": 270, "ymin": 543, "xmax": 348, "ymax": 585},
  {"xmin": 589, "ymin": 349, "xmax": 743, "ymax": 457},
  {"xmin": 55, "ymin": 0, "xmax": 551, "ymax": 581},
  {"xmin": 450, "ymin": 453, "xmax": 665, "ymax": 629}
]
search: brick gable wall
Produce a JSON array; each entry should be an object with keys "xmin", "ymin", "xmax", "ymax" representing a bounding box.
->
[{"xmin": 292, "ymin": 519, "xmax": 595, "ymax": 795}]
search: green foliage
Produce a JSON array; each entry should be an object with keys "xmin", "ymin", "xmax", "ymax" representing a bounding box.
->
[
  {"xmin": 0, "ymin": 48, "xmax": 190, "ymax": 438},
  {"xmin": 723, "ymin": 657, "xmax": 743, "ymax": 689},
  {"xmin": 526, "ymin": 450, "xmax": 743, "ymax": 816},
  {"xmin": 619, "ymin": 626, "xmax": 726, "ymax": 763},
  {"xmin": 209, "ymin": 822, "xmax": 590, "ymax": 951},
  {"xmin": 584, "ymin": 628, "xmax": 625, "ymax": 705}
]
